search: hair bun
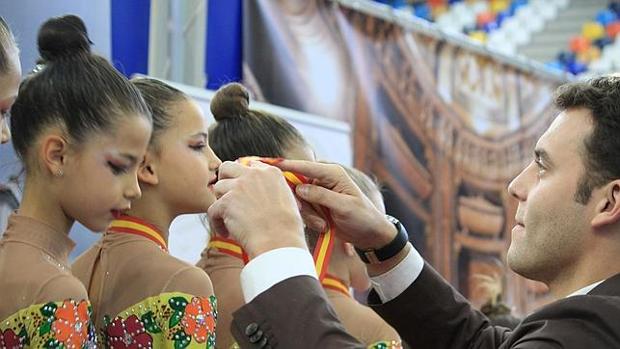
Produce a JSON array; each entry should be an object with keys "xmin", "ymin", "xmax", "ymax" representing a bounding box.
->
[
  {"xmin": 38, "ymin": 15, "xmax": 92, "ymax": 62},
  {"xmin": 210, "ymin": 82, "xmax": 250, "ymax": 121}
]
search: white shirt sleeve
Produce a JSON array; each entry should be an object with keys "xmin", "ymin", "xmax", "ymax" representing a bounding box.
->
[
  {"xmin": 370, "ymin": 243, "xmax": 425, "ymax": 303},
  {"xmin": 240, "ymin": 247, "xmax": 317, "ymax": 303}
]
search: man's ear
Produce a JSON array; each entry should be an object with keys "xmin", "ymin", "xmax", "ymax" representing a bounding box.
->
[
  {"xmin": 591, "ymin": 181, "xmax": 620, "ymax": 229},
  {"xmin": 138, "ymin": 151, "xmax": 159, "ymax": 185},
  {"xmin": 40, "ymin": 134, "xmax": 68, "ymax": 177}
]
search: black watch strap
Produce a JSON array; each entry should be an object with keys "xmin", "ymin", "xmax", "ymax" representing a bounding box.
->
[{"xmin": 355, "ymin": 215, "xmax": 409, "ymax": 264}]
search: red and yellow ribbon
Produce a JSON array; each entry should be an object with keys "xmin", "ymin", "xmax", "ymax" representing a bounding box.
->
[
  {"xmin": 108, "ymin": 215, "xmax": 168, "ymax": 252},
  {"xmin": 215, "ymin": 156, "xmax": 335, "ymax": 281},
  {"xmin": 208, "ymin": 236, "xmax": 250, "ymax": 264},
  {"xmin": 321, "ymin": 273, "xmax": 351, "ymax": 297}
]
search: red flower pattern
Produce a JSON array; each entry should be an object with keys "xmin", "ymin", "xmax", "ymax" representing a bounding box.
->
[
  {"xmin": 106, "ymin": 315, "xmax": 153, "ymax": 349},
  {"xmin": 0, "ymin": 328, "xmax": 22, "ymax": 349}
]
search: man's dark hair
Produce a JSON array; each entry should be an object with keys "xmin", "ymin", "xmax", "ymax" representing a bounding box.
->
[{"xmin": 554, "ymin": 75, "xmax": 620, "ymax": 204}]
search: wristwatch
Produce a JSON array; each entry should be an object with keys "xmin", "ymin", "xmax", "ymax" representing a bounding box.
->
[{"xmin": 355, "ymin": 215, "xmax": 409, "ymax": 264}]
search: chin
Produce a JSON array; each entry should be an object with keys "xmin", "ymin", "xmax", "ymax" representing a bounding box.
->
[
  {"xmin": 506, "ymin": 248, "xmax": 522, "ymax": 272},
  {"xmin": 80, "ymin": 217, "xmax": 111, "ymax": 233},
  {"xmin": 508, "ymin": 252, "xmax": 538, "ymax": 279}
]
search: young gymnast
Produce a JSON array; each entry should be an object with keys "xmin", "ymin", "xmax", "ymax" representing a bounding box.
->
[
  {"xmin": 197, "ymin": 83, "xmax": 400, "ymax": 348},
  {"xmin": 73, "ymin": 77, "xmax": 221, "ymax": 348},
  {"xmin": 0, "ymin": 15, "xmax": 152, "ymax": 348},
  {"xmin": 196, "ymin": 82, "xmax": 316, "ymax": 348}
]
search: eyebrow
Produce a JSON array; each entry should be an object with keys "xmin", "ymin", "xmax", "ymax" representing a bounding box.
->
[{"xmin": 534, "ymin": 148, "xmax": 554, "ymax": 167}]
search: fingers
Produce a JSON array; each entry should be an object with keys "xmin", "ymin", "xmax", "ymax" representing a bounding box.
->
[
  {"xmin": 304, "ymin": 214, "xmax": 327, "ymax": 233},
  {"xmin": 299, "ymin": 200, "xmax": 327, "ymax": 232},
  {"xmin": 207, "ymin": 196, "xmax": 230, "ymax": 237},
  {"xmin": 295, "ymin": 183, "xmax": 350, "ymax": 210},
  {"xmin": 247, "ymin": 159, "xmax": 275, "ymax": 169},
  {"xmin": 212, "ymin": 178, "xmax": 234, "ymax": 199},
  {"xmin": 218, "ymin": 161, "xmax": 245, "ymax": 180},
  {"xmin": 272, "ymin": 160, "xmax": 342, "ymax": 187}
]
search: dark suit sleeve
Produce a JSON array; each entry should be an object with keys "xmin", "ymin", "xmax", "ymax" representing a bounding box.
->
[
  {"xmin": 231, "ymin": 275, "xmax": 364, "ymax": 348},
  {"xmin": 370, "ymin": 263, "xmax": 512, "ymax": 349}
]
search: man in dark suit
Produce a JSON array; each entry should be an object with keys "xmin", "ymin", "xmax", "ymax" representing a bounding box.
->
[{"xmin": 208, "ymin": 75, "xmax": 620, "ymax": 348}]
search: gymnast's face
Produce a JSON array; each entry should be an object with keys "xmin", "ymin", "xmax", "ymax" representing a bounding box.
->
[
  {"xmin": 507, "ymin": 108, "xmax": 594, "ymax": 288},
  {"xmin": 59, "ymin": 115, "xmax": 152, "ymax": 232},
  {"xmin": 150, "ymin": 98, "xmax": 222, "ymax": 215}
]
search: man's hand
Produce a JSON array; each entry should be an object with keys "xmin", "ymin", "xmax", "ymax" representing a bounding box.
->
[
  {"xmin": 273, "ymin": 160, "xmax": 397, "ymax": 250},
  {"xmin": 208, "ymin": 161, "xmax": 307, "ymax": 259}
]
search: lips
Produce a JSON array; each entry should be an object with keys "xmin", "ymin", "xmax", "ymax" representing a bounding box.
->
[
  {"xmin": 208, "ymin": 176, "xmax": 218, "ymax": 186},
  {"xmin": 111, "ymin": 208, "xmax": 129, "ymax": 219},
  {"xmin": 514, "ymin": 211, "xmax": 525, "ymax": 227}
]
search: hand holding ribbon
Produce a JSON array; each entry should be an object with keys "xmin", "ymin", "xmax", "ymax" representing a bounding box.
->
[
  {"xmin": 210, "ymin": 157, "xmax": 335, "ymax": 280},
  {"xmin": 270, "ymin": 160, "xmax": 398, "ymax": 251},
  {"xmin": 207, "ymin": 159, "xmax": 307, "ymax": 260}
]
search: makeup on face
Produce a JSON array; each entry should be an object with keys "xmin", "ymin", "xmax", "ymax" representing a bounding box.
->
[
  {"xmin": 186, "ymin": 132, "xmax": 207, "ymax": 149},
  {"xmin": 104, "ymin": 152, "xmax": 139, "ymax": 176}
]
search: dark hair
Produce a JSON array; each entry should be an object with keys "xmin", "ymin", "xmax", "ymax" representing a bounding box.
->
[
  {"xmin": 0, "ymin": 16, "xmax": 17, "ymax": 74},
  {"xmin": 209, "ymin": 82, "xmax": 306, "ymax": 161},
  {"xmin": 131, "ymin": 77, "xmax": 187, "ymax": 147},
  {"xmin": 554, "ymin": 75, "xmax": 620, "ymax": 204},
  {"xmin": 10, "ymin": 15, "xmax": 151, "ymax": 165}
]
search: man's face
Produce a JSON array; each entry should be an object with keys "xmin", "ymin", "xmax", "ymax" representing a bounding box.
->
[{"xmin": 507, "ymin": 108, "xmax": 597, "ymax": 284}]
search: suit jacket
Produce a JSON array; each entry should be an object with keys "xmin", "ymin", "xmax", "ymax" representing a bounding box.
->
[{"xmin": 232, "ymin": 263, "xmax": 620, "ymax": 348}]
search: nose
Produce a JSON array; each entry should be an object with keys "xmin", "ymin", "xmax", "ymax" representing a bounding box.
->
[
  {"xmin": 508, "ymin": 163, "xmax": 533, "ymax": 202},
  {"xmin": 0, "ymin": 118, "xmax": 11, "ymax": 144},
  {"xmin": 207, "ymin": 146, "xmax": 222, "ymax": 170},
  {"xmin": 124, "ymin": 174, "xmax": 142, "ymax": 201}
]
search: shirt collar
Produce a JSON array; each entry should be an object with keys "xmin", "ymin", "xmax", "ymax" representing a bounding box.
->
[{"xmin": 566, "ymin": 279, "xmax": 606, "ymax": 297}]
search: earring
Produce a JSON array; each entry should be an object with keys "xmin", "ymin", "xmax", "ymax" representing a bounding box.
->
[{"xmin": 56, "ymin": 168, "xmax": 64, "ymax": 177}]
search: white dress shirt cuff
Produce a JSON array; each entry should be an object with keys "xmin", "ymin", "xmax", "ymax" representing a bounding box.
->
[
  {"xmin": 370, "ymin": 244, "xmax": 424, "ymax": 303},
  {"xmin": 240, "ymin": 247, "xmax": 318, "ymax": 303}
]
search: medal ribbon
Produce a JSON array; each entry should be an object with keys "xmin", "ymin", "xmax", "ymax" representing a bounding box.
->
[{"xmin": 108, "ymin": 215, "xmax": 168, "ymax": 252}]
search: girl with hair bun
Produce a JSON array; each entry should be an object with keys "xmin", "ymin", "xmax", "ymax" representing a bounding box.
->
[
  {"xmin": 0, "ymin": 16, "xmax": 20, "ymax": 144},
  {"xmin": 200, "ymin": 83, "xmax": 402, "ymax": 349},
  {"xmin": 73, "ymin": 77, "xmax": 221, "ymax": 348},
  {"xmin": 207, "ymin": 82, "xmax": 314, "ymax": 161},
  {"xmin": 196, "ymin": 82, "xmax": 316, "ymax": 348},
  {"xmin": 0, "ymin": 15, "xmax": 152, "ymax": 348}
]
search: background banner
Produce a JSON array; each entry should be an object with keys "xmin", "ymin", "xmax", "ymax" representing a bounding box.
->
[{"xmin": 243, "ymin": 0, "xmax": 565, "ymax": 315}]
